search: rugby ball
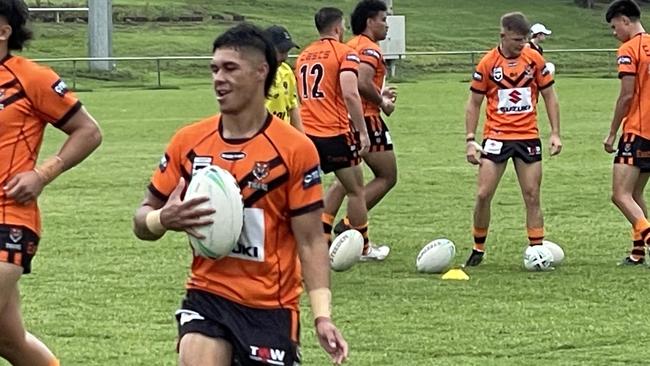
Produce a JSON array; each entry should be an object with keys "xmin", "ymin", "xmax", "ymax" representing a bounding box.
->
[
  {"xmin": 184, "ymin": 165, "xmax": 244, "ymax": 259},
  {"xmin": 542, "ymin": 240, "xmax": 564, "ymax": 265},
  {"xmin": 329, "ymin": 229, "xmax": 363, "ymax": 272},
  {"xmin": 416, "ymin": 238, "xmax": 456, "ymax": 273},
  {"xmin": 523, "ymin": 245, "xmax": 554, "ymax": 271}
]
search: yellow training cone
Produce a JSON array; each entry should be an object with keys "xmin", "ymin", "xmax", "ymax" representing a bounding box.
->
[{"xmin": 441, "ymin": 268, "xmax": 469, "ymax": 281}]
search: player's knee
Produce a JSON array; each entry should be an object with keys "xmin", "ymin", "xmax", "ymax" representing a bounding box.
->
[
  {"xmin": 522, "ymin": 190, "xmax": 540, "ymax": 206},
  {"xmin": 476, "ymin": 189, "xmax": 494, "ymax": 203}
]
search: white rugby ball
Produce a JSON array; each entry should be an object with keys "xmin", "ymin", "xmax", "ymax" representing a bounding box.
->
[
  {"xmin": 185, "ymin": 165, "xmax": 243, "ymax": 259},
  {"xmin": 542, "ymin": 240, "xmax": 564, "ymax": 265},
  {"xmin": 416, "ymin": 238, "xmax": 456, "ymax": 273},
  {"xmin": 523, "ymin": 245, "xmax": 554, "ymax": 271},
  {"xmin": 329, "ymin": 229, "xmax": 363, "ymax": 272}
]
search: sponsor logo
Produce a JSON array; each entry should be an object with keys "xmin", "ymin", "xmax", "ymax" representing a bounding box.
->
[
  {"xmin": 637, "ymin": 150, "xmax": 650, "ymax": 158},
  {"xmin": 302, "ymin": 166, "xmax": 321, "ymax": 189},
  {"xmin": 507, "ymin": 60, "xmax": 518, "ymax": 68},
  {"xmin": 527, "ymin": 146, "xmax": 542, "ymax": 156},
  {"xmin": 472, "ymin": 71, "xmax": 483, "ymax": 81},
  {"xmin": 191, "ymin": 156, "xmax": 213, "ymax": 175},
  {"xmin": 617, "ymin": 55, "xmax": 632, "ymax": 65},
  {"xmin": 159, "ymin": 153, "xmax": 169, "ymax": 172},
  {"xmin": 52, "ymin": 79, "xmax": 69, "ymax": 96},
  {"xmin": 492, "ymin": 67, "xmax": 503, "ymax": 82},
  {"xmin": 362, "ymin": 48, "xmax": 381, "ymax": 59},
  {"xmin": 9, "ymin": 228, "xmax": 22, "ymax": 243},
  {"xmin": 249, "ymin": 345, "xmax": 287, "ymax": 366},
  {"xmin": 229, "ymin": 208, "xmax": 265, "ymax": 262},
  {"xmin": 5, "ymin": 243, "xmax": 21, "ymax": 251},
  {"xmin": 345, "ymin": 53, "xmax": 361, "ymax": 63},
  {"xmin": 508, "ymin": 90, "xmax": 522, "ymax": 104},
  {"xmin": 497, "ymin": 87, "xmax": 532, "ymax": 114},
  {"xmin": 175, "ymin": 310, "xmax": 205, "ymax": 326},
  {"xmin": 220, "ymin": 151, "xmax": 246, "ymax": 161}
]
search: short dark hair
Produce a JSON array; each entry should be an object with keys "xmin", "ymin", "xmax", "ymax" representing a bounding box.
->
[
  {"xmin": 501, "ymin": 12, "xmax": 530, "ymax": 36},
  {"xmin": 315, "ymin": 7, "xmax": 343, "ymax": 33},
  {"xmin": 351, "ymin": 0, "xmax": 387, "ymax": 35},
  {"xmin": 0, "ymin": 0, "xmax": 33, "ymax": 51},
  {"xmin": 606, "ymin": 0, "xmax": 641, "ymax": 23},
  {"xmin": 212, "ymin": 23, "xmax": 278, "ymax": 97}
]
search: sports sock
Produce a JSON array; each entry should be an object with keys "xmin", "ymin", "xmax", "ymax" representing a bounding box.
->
[
  {"xmin": 631, "ymin": 228, "xmax": 645, "ymax": 261},
  {"xmin": 472, "ymin": 227, "xmax": 488, "ymax": 252},
  {"xmin": 527, "ymin": 227, "xmax": 544, "ymax": 246},
  {"xmin": 634, "ymin": 218, "xmax": 650, "ymax": 245},
  {"xmin": 322, "ymin": 213, "xmax": 334, "ymax": 245},
  {"xmin": 48, "ymin": 358, "xmax": 60, "ymax": 366},
  {"xmin": 354, "ymin": 222, "xmax": 370, "ymax": 253}
]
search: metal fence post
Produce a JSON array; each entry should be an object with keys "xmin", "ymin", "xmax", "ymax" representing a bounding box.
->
[
  {"xmin": 72, "ymin": 60, "xmax": 77, "ymax": 90},
  {"xmin": 156, "ymin": 59, "xmax": 161, "ymax": 87}
]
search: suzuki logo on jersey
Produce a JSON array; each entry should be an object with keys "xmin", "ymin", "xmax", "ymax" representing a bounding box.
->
[
  {"xmin": 249, "ymin": 345, "xmax": 286, "ymax": 366},
  {"xmin": 508, "ymin": 90, "xmax": 522, "ymax": 104},
  {"xmin": 497, "ymin": 87, "xmax": 532, "ymax": 114},
  {"xmin": 229, "ymin": 208, "xmax": 265, "ymax": 262},
  {"xmin": 492, "ymin": 67, "xmax": 503, "ymax": 82}
]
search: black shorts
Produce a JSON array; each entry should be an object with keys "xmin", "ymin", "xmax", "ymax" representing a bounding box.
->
[
  {"xmin": 364, "ymin": 115, "xmax": 394, "ymax": 152},
  {"xmin": 481, "ymin": 138, "xmax": 542, "ymax": 164},
  {"xmin": 176, "ymin": 289, "xmax": 301, "ymax": 366},
  {"xmin": 308, "ymin": 132, "xmax": 360, "ymax": 174},
  {"xmin": 0, "ymin": 225, "xmax": 39, "ymax": 274},
  {"xmin": 614, "ymin": 133, "xmax": 650, "ymax": 172}
]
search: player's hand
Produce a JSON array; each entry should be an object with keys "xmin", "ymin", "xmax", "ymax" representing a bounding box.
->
[
  {"xmin": 160, "ymin": 178, "xmax": 215, "ymax": 239},
  {"xmin": 315, "ymin": 317, "xmax": 348, "ymax": 365},
  {"xmin": 382, "ymin": 86, "xmax": 397, "ymax": 103},
  {"xmin": 358, "ymin": 132, "xmax": 371, "ymax": 156},
  {"xmin": 380, "ymin": 97, "xmax": 395, "ymax": 116},
  {"xmin": 3, "ymin": 170, "xmax": 46, "ymax": 205},
  {"xmin": 603, "ymin": 133, "xmax": 617, "ymax": 154},
  {"xmin": 466, "ymin": 141, "xmax": 484, "ymax": 165},
  {"xmin": 549, "ymin": 134, "xmax": 563, "ymax": 156}
]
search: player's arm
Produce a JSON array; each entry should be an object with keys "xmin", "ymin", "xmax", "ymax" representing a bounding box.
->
[
  {"xmin": 133, "ymin": 178, "xmax": 214, "ymax": 241},
  {"xmin": 4, "ymin": 107, "xmax": 102, "ymax": 204},
  {"xmin": 340, "ymin": 70, "xmax": 369, "ymax": 154},
  {"xmin": 292, "ymin": 209, "xmax": 348, "ymax": 365},
  {"xmin": 358, "ymin": 63, "xmax": 394, "ymax": 116},
  {"xmin": 604, "ymin": 75, "xmax": 635, "ymax": 153},
  {"xmin": 288, "ymin": 106, "xmax": 304, "ymax": 133},
  {"xmin": 465, "ymin": 91, "xmax": 485, "ymax": 165},
  {"xmin": 540, "ymin": 86, "xmax": 562, "ymax": 155}
]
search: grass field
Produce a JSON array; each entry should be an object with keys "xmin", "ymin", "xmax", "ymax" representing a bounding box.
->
[
  {"xmin": 20, "ymin": 0, "xmax": 633, "ymax": 85},
  {"xmin": 3, "ymin": 74, "xmax": 649, "ymax": 366}
]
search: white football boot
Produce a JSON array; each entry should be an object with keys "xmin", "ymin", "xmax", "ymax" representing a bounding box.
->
[{"xmin": 360, "ymin": 243, "xmax": 391, "ymax": 261}]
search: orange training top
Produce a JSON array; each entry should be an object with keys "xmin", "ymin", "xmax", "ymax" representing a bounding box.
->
[
  {"xmin": 347, "ymin": 34, "xmax": 386, "ymax": 116},
  {"xmin": 470, "ymin": 46, "xmax": 554, "ymax": 140},
  {"xmin": 617, "ymin": 33, "xmax": 650, "ymax": 140},
  {"xmin": 295, "ymin": 38, "xmax": 360, "ymax": 137},
  {"xmin": 149, "ymin": 114, "xmax": 324, "ymax": 310},
  {"xmin": 0, "ymin": 55, "xmax": 81, "ymax": 235}
]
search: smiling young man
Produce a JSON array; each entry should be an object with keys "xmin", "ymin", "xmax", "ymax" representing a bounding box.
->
[
  {"xmin": 603, "ymin": 0, "xmax": 650, "ymax": 265},
  {"xmin": 133, "ymin": 23, "xmax": 348, "ymax": 366},
  {"xmin": 463, "ymin": 12, "xmax": 562, "ymax": 267}
]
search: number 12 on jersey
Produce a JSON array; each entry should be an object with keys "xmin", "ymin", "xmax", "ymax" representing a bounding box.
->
[{"xmin": 298, "ymin": 63, "xmax": 325, "ymax": 99}]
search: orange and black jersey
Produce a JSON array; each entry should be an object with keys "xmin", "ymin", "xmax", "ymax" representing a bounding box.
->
[
  {"xmin": 295, "ymin": 38, "xmax": 360, "ymax": 137},
  {"xmin": 528, "ymin": 41, "xmax": 544, "ymax": 55},
  {"xmin": 149, "ymin": 114, "xmax": 324, "ymax": 311},
  {"xmin": 617, "ymin": 33, "xmax": 650, "ymax": 140},
  {"xmin": 470, "ymin": 46, "xmax": 554, "ymax": 140},
  {"xmin": 0, "ymin": 55, "xmax": 81, "ymax": 235},
  {"xmin": 347, "ymin": 34, "xmax": 386, "ymax": 116}
]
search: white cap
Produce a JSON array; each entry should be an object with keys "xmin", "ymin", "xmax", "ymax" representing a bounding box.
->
[{"xmin": 531, "ymin": 23, "xmax": 552, "ymax": 36}]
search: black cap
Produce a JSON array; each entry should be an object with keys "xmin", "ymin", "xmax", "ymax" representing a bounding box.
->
[{"xmin": 266, "ymin": 25, "xmax": 299, "ymax": 52}]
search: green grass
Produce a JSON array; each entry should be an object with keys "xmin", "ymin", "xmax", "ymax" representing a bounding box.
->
[
  {"xmin": 3, "ymin": 75, "xmax": 650, "ymax": 365},
  {"xmin": 20, "ymin": 0, "xmax": 634, "ymax": 84}
]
